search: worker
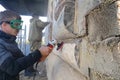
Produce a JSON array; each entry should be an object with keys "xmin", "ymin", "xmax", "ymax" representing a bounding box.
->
[
  {"xmin": 24, "ymin": 13, "xmax": 49, "ymax": 76},
  {"xmin": 0, "ymin": 10, "xmax": 53, "ymax": 80}
]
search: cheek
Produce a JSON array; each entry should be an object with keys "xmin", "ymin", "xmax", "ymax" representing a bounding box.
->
[
  {"xmin": 4, "ymin": 26, "xmax": 12, "ymax": 33},
  {"xmin": 12, "ymin": 29, "xmax": 19, "ymax": 33},
  {"xmin": 6, "ymin": 26, "xmax": 19, "ymax": 35},
  {"xmin": 8, "ymin": 27, "xmax": 14, "ymax": 32}
]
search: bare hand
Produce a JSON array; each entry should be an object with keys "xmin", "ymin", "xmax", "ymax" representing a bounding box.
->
[{"xmin": 38, "ymin": 46, "xmax": 53, "ymax": 61}]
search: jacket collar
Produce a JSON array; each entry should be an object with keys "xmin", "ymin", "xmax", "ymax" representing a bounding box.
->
[{"xmin": 0, "ymin": 30, "xmax": 16, "ymax": 42}]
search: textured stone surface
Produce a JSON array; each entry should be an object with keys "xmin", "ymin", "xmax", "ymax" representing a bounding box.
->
[
  {"xmin": 88, "ymin": 1, "xmax": 118, "ymax": 42},
  {"xmin": 45, "ymin": 0, "xmax": 119, "ymax": 80}
]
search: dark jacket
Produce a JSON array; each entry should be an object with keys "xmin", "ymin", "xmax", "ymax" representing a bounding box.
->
[{"xmin": 0, "ymin": 31, "xmax": 42, "ymax": 80}]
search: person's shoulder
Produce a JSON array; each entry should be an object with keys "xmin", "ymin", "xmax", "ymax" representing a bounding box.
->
[
  {"xmin": 0, "ymin": 40, "xmax": 6, "ymax": 51},
  {"xmin": 0, "ymin": 38, "xmax": 5, "ymax": 44},
  {"xmin": 0, "ymin": 39, "xmax": 6, "ymax": 46}
]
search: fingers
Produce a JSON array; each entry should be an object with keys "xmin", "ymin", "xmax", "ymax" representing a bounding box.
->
[
  {"xmin": 48, "ymin": 47, "xmax": 53, "ymax": 53},
  {"xmin": 39, "ymin": 46, "xmax": 53, "ymax": 57},
  {"xmin": 38, "ymin": 46, "xmax": 53, "ymax": 61}
]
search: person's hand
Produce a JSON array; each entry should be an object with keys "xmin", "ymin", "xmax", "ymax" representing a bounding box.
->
[{"xmin": 38, "ymin": 46, "xmax": 53, "ymax": 61}]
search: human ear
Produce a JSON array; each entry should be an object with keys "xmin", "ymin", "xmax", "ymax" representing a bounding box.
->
[{"xmin": 1, "ymin": 22, "xmax": 7, "ymax": 30}]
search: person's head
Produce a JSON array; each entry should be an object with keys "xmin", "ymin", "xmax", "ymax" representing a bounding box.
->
[{"xmin": 0, "ymin": 10, "xmax": 23, "ymax": 36}]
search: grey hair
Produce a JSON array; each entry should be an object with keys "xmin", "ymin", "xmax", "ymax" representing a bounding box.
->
[{"xmin": 0, "ymin": 10, "xmax": 21, "ymax": 22}]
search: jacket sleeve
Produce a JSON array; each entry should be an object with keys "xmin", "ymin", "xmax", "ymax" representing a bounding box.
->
[{"xmin": 0, "ymin": 44, "xmax": 42, "ymax": 76}]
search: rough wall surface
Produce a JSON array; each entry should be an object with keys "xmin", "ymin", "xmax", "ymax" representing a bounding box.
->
[{"xmin": 45, "ymin": 0, "xmax": 119, "ymax": 80}]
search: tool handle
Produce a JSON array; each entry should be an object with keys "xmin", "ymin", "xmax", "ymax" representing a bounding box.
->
[{"xmin": 47, "ymin": 40, "xmax": 57, "ymax": 49}]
